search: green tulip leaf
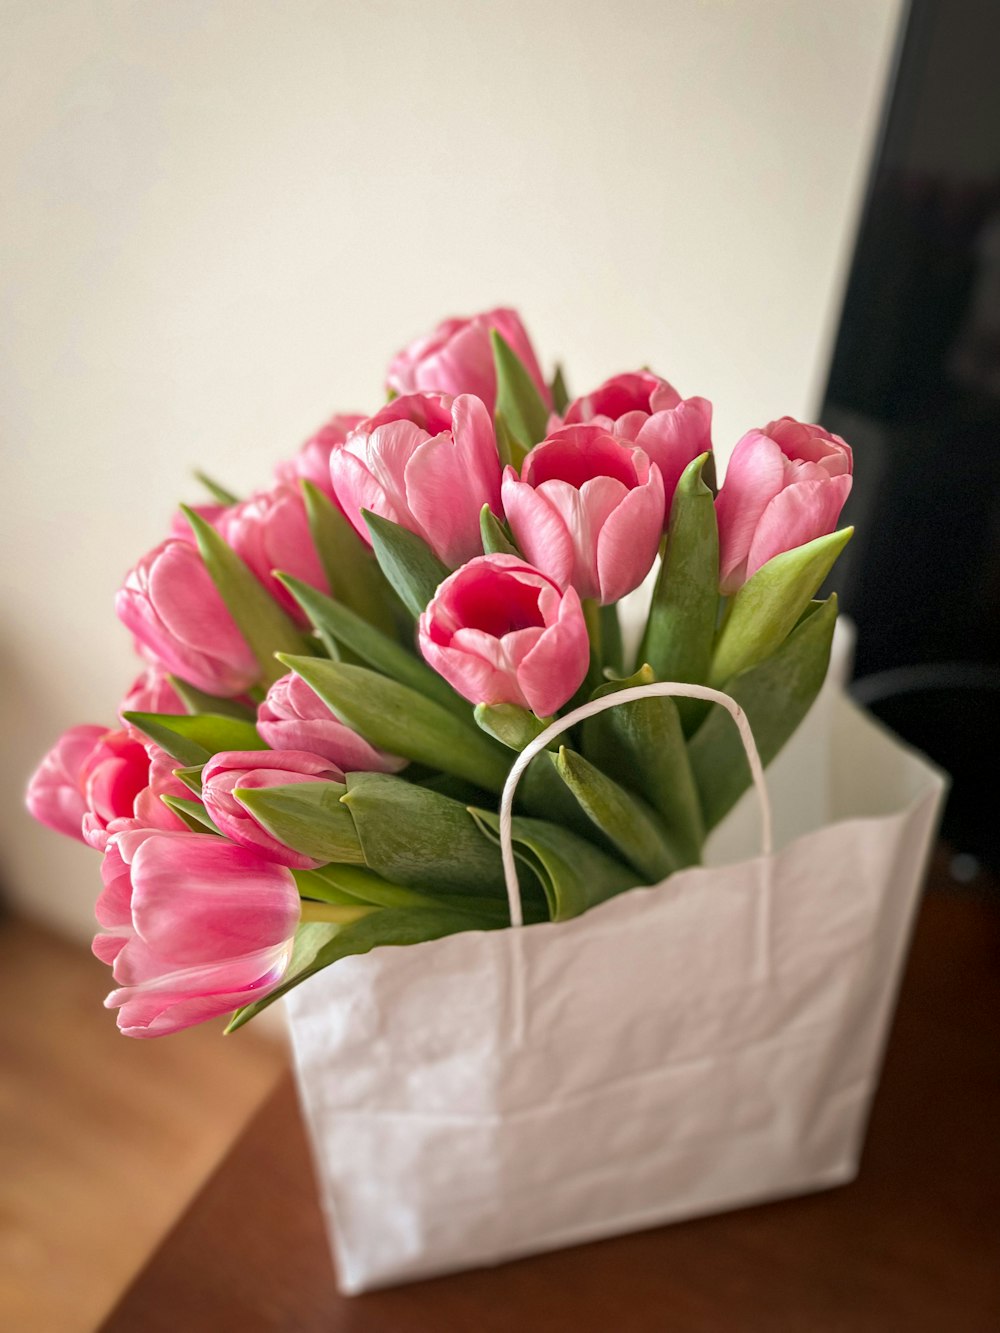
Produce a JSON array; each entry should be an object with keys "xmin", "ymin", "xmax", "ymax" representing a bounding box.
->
[
  {"xmin": 193, "ymin": 471, "xmax": 240, "ymax": 506},
  {"xmin": 182, "ymin": 506, "xmax": 309, "ymax": 688},
  {"xmin": 474, "ymin": 702, "xmax": 551, "ymax": 752},
  {"xmin": 691, "ymin": 594, "xmax": 839, "ymax": 830},
  {"xmin": 709, "ymin": 528, "xmax": 852, "ymax": 687},
  {"xmin": 277, "ymin": 655, "xmax": 512, "ymax": 792},
  {"xmin": 293, "ymin": 863, "xmax": 509, "ymax": 919},
  {"xmin": 468, "ymin": 807, "xmax": 635, "ymax": 922},
  {"xmin": 638, "ymin": 453, "xmax": 719, "ymax": 714},
  {"xmin": 167, "ymin": 676, "xmax": 256, "ymax": 721},
  {"xmin": 492, "ymin": 329, "xmax": 550, "ymax": 461},
  {"xmin": 362, "ymin": 510, "xmax": 450, "ymax": 615},
  {"xmin": 122, "ymin": 712, "xmax": 266, "ymax": 766},
  {"xmin": 553, "ymin": 747, "xmax": 680, "ymax": 883},
  {"xmin": 550, "ymin": 363, "xmax": 570, "ymax": 416},
  {"xmin": 160, "ymin": 794, "xmax": 220, "ymax": 834},
  {"xmin": 300, "ymin": 481, "xmax": 400, "ymax": 636},
  {"xmin": 480, "ymin": 504, "xmax": 520, "ymax": 557},
  {"xmin": 278, "ymin": 575, "xmax": 469, "ymax": 720},
  {"xmin": 232, "ymin": 780, "xmax": 363, "ymax": 865},
  {"xmin": 226, "ymin": 901, "xmax": 506, "ymax": 1032}
]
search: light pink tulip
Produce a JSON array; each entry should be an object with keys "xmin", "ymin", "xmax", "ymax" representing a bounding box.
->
[
  {"xmin": 116, "ymin": 539, "xmax": 259, "ymax": 697},
  {"xmin": 715, "ymin": 417, "xmax": 853, "ymax": 593},
  {"xmin": 274, "ymin": 413, "xmax": 364, "ymax": 497},
  {"xmin": 26, "ymin": 725, "xmax": 108, "ymax": 842},
  {"xmin": 219, "ymin": 484, "xmax": 329, "ymax": 622},
  {"xmin": 386, "ymin": 307, "xmax": 550, "ymax": 415},
  {"xmin": 418, "ymin": 554, "xmax": 589, "ymax": 717},
  {"xmin": 93, "ymin": 828, "xmax": 300, "ymax": 1038},
  {"xmin": 77, "ymin": 730, "xmax": 170, "ymax": 850},
  {"xmin": 257, "ymin": 673, "xmax": 406, "ymax": 773},
  {"xmin": 330, "ymin": 392, "xmax": 502, "ymax": 568},
  {"xmin": 118, "ymin": 668, "xmax": 183, "ymax": 723},
  {"xmin": 502, "ymin": 425, "xmax": 664, "ymax": 604},
  {"xmin": 201, "ymin": 750, "xmax": 344, "ymax": 868},
  {"xmin": 565, "ymin": 371, "xmax": 713, "ymax": 525}
]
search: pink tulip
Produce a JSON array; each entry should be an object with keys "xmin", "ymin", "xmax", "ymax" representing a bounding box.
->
[
  {"xmin": 274, "ymin": 413, "xmax": 364, "ymax": 497},
  {"xmin": 169, "ymin": 503, "xmax": 229, "ymax": 542},
  {"xmin": 116, "ymin": 539, "xmax": 259, "ymax": 697},
  {"xmin": 386, "ymin": 307, "xmax": 550, "ymax": 415},
  {"xmin": 257, "ymin": 673, "xmax": 406, "ymax": 773},
  {"xmin": 501, "ymin": 425, "xmax": 664, "ymax": 604},
  {"xmin": 715, "ymin": 417, "xmax": 853, "ymax": 593},
  {"xmin": 330, "ymin": 392, "xmax": 502, "ymax": 568},
  {"xmin": 26, "ymin": 724, "xmax": 107, "ymax": 842},
  {"xmin": 118, "ymin": 668, "xmax": 183, "ymax": 723},
  {"xmin": 219, "ymin": 484, "xmax": 329, "ymax": 622},
  {"xmin": 93, "ymin": 828, "xmax": 300, "ymax": 1038},
  {"xmin": 131, "ymin": 746, "xmax": 196, "ymax": 836},
  {"xmin": 565, "ymin": 371, "xmax": 713, "ymax": 525},
  {"xmin": 77, "ymin": 730, "xmax": 167, "ymax": 850},
  {"xmin": 418, "ymin": 554, "xmax": 589, "ymax": 717},
  {"xmin": 201, "ymin": 750, "xmax": 344, "ymax": 868}
]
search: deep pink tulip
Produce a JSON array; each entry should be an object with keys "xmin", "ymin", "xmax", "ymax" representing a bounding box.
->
[
  {"xmin": 26, "ymin": 724, "xmax": 107, "ymax": 842},
  {"xmin": 201, "ymin": 750, "xmax": 344, "ymax": 868},
  {"xmin": 565, "ymin": 371, "xmax": 712, "ymax": 525},
  {"xmin": 93, "ymin": 828, "xmax": 300, "ymax": 1038},
  {"xmin": 219, "ymin": 484, "xmax": 329, "ymax": 622},
  {"xmin": 116, "ymin": 539, "xmax": 259, "ymax": 697},
  {"xmin": 502, "ymin": 425, "xmax": 664, "ymax": 604},
  {"xmin": 274, "ymin": 413, "xmax": 364, "ymax": 497},
  {"xmin": 77, "ymin": 730, "xmax": 167, "ymax": 850},
  {"xmin": 418, "ymin": 554, "xmax": 589, "ymax": 717},
  {"xmin": 330, "ymin": 392, "xmax": 502, "ymax": 568},
  {"xmin": 386, "ymin": 307, "xmax": 550, "ymax": 415},
  {"xmin": 257, "ymin": 673, "xmax": 406, "ymax": 773},
  {"xmin": 118, "ymin": 668, "xmax": 183, "ymax": 723},
  {"xmin": 715, "ymin": 417, "xmax": 853, "ymax": 593}
]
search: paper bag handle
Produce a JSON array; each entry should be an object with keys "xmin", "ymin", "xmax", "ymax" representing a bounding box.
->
[{"xmin": 498, "ymin": 681, "xmax": 774, "ymax": 927}]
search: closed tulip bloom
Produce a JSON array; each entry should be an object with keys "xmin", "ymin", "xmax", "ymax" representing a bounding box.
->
[
  {"xmin": 565, "ymin": 371, "xmax": 712, "ymax": 524},
  {"xmin": 118, "ymin": 668, "xmax": 183, "ymax": 724},
  {"xmin": 274, "ymin": 412, "xmax": 364, "ymax": 497},
  {"xmin": 257, "ymin": 673, "xmax": 406, "ymax": 773},
  {"xmin": 26, "ymin": 724, "xmax": 108, "ymax": 842},
  {"xmin": 116, "ymin": 539, "xmax": 259, "ymax": 697},
  {"xmin": 502, "ymin": 425, "xmax": 664, "ymax": 604},
  {"xmin": 219, "ymin": 484, "xmax": 329, "ymax": 622},
  {"xmin": 93, "ymin": 828, "xmax": 300, "ymax": 1038},
  {"xmin": 716, "ymin": 417, "xmax": 853, "ymax": 593},
  {"xmin": 330, "ymin": 392, "xmax": 502, "ymax": 568},
  {"xmin": 418, "ymin": 554, "xmax": 589, "ymax": 717},
  {"xmin": 201, "ymin": 750, "xmax": 345, "ymax": 868},
  {"xmin": 386, "ymin": 307, "xmax": 549, "ymax": 415}
]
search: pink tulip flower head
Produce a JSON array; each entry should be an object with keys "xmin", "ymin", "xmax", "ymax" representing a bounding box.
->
[
  {"xmin": 386, "ymin": 307, "xmax": 550, "ymax": 415},
  {"xmin": 219, "ymin": 484, "xmax": 329, "ymax": 622},
  {"xmin": 26, "ymin": 724, "xmax": 108, "ymax": 842},
  {"xmin": 418, "ymin": 554, "xmax": 590, "ymax": 718},
  {"xmin": 257, "ymin": 673, "xmax": 406, "ymax": 773},
  {"xmin": 116, "ymin": 538, "xmax": 260, "ymax": 697},
  {"xmin": 715, "ymin": 416, "xmax": 853, "ymax": 594},
  {"xmin": 565, "ymin": 371, "xmax": 713, "ymax": 525},
  {"xmin": 201, "ymin": 750, "xmax": 345, "ymax": 869},
  {"xmin": 502, "ymin": 425, "xmax": 664, "ymax": 605},
  {"xmin": 274, "ymin": 413, "xmax": 364, "ymax": 498},
  {"xmin": 118, "ymin": 668, "xmax": 183, "ymax": 724},
  {"xmin": 93, "ymin": 828, "xmax": 300, "ymax": 1038},
  {"xmin": 330, "ymin": 392, "xmax": 503, "ymax": 568}
]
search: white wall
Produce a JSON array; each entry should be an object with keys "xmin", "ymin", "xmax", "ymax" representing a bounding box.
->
[{"xmin": 0, "ymin": 0, "xmax": 902, "ymax": 939}]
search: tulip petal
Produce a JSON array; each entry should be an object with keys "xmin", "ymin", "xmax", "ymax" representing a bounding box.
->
[
  {"xmin": 715, "ymin": 431, "xmax": 788, "ymax": 589},
  {"xmin": 744, "ymin": 475, "xmax": 853, "ymax": 582},
  {"xmin": 502, "ymin": 472, "xmax": 576, "ymax": 591},
  {"xmin": 595, "ymin": 466, "xmax": 665, "ymax": 603}
]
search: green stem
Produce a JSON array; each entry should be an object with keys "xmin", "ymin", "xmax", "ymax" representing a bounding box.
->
[
  {"xmin": 582, "ymin": 598, "xmax": 604, "ymax": 694},
  {"xmin": 298, "ymin": 901, "xmax": 378, "ymax": 925}
]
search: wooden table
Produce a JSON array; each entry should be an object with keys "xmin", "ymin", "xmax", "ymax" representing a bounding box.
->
[{"xmin": 104, "ymin": 884, "xmax": 1000, "ymax": 1332}]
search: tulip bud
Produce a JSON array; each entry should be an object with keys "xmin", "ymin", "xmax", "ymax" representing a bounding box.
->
[
  {"xmin": 418, "ymin": 554, "xmax": 590, "ymax": 718},
  {"xmin": 274, "ymin": 413, "xmax": 364, "ymax": 497},
  {"xmin": 115, "ymin": 539, "xmax": 259, "ymax": 696},
  {"xmin": 386, "ymin": 307, "xmax": 549, "ymax": 415},
  {"xmin": 330, "ymin": 392, "xmax": 502, "ymax": 569},
  {"xmin": 502, "ymin": 425, "xmax": 664, "ymax": 604},
  {"xmin": 257, "ymin": 673, "xmax": 406, "ymax": 773},
  {"xmin": 93, "ymin": 828, "xmax": 300, "ymax": 1037},
  {"xmin": 201, "ymin": 750, "xmax": 345, "ymax": 868},
  {"xmin": 219, "ymin": 485, "xmax": 329, "ymax": 622},
  {"xmin": 715, "ymin": 417, "xmax": 853, "ymax": 593}
]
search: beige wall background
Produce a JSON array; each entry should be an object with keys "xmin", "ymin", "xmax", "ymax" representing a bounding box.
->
[{"xmin": 1, "ymin": 0, "xmax": 902, "ymax": 940}]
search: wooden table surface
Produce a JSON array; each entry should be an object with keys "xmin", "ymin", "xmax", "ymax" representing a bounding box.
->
[{"xmin": 104, "ymin": 884, "xmax": 1000, "ymax": 1332}]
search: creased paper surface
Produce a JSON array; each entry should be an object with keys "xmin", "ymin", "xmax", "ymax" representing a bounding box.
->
[{"xmin": 285, "ymin": 683, "xmax": 946, "ymax": 1293}]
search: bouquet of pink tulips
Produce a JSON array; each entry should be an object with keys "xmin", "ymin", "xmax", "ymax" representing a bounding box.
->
[{"xmin": 27, "ymin": 307, "xmax": 853, "ymax": 1039}]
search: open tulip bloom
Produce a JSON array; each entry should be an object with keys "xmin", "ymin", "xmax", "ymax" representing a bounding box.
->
[{"xmin": 27, "ymin": 307, "xmax": 854, "ymax": 1037}]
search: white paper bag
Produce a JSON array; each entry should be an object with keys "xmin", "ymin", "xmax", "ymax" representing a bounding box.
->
[{"xmin": 285, "ymin": 673, "xmax": 946, "ymax": 1294}]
